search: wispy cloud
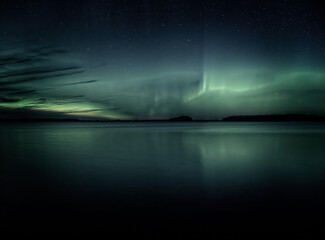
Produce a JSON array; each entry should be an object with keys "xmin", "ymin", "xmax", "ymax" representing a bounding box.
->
[
  {"xmin": 58, "ymin": 80, "xmax": 98, "ymax": 86},
  {"xmin": 0, "ymin": 97, "xmax": 20, "ymax": 103}
]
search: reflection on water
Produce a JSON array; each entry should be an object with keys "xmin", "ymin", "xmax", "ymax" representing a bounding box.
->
[{"xmin": 1, "ymin": 122, "xmax": 325, "ymax": 233}]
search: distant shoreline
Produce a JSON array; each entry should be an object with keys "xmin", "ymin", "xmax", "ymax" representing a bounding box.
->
[{"xmin": 1, "ymin": 114, "xmax": 325, "ymax": 122}]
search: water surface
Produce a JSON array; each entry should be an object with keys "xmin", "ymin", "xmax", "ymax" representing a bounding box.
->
[{"xmin": 1, "ymin": 122, "xmax": 325, "ymax": 234}]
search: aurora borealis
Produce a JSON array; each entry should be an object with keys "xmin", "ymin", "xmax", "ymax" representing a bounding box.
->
[{"xmin": 1, "ymin": 0, "xmax": 325, "ymax": 120}]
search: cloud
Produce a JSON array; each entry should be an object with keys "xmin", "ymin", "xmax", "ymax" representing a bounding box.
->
[
  {"xmin": 0, "ymin": 66, "xmax": 81, "ymax": 79},
  {"xmin": 61, "ymin": 95, "xmax": 85, "ymax": 99},
  {"xmin": 0, "ymin": 69, "xmax": 84, "ymax": 86},
  {"xmin": 9, "ymin": 89, "xmax": 38, "ymax": 95},
  {"xmin": 63, "ymin": 109, "xmax": 104, "ymax": 114},
  {"xmin": 0, "ymin": 87, "xmax": 21, "ymax": 93},
  {"xmin": 0, "ymin": 44, "xmax": 83, "ymax": 88},
  {"xmin": 58, "ymin": 80, "xmax": 98, "ymax": 86},
  {"xmin": 0, "ymin": 43, "xmax": 96, "ymax": 119},
  {"xmin": 0, "ymin": 46, "xmax": 67, "ymax": 68},
  {"xmin": 0, "ymin": 106, "xmax": 69, "ymax": 119},
  {"xmin": 0, "ymin": 97, "xmax": 20, "ymax": 103}
]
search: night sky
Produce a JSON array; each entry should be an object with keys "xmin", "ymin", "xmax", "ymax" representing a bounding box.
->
[{"xmin": 1, "ymin": 0, "xmax": 325, "ymax": 120}]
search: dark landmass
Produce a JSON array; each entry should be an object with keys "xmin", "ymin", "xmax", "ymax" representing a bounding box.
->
[
  {"xmin": 168, "ymin": 115, "xmax": 192, "ymax": 121},
  {"xmin": 1, "ymin": 114, "xmax": 325, "ymax": 122},
  {"xmin": 222, "ymin": 114, "xmax": 325, "ymax": 122}
]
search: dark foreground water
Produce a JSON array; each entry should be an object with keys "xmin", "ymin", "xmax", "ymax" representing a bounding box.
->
[{"xmin": 1, "ymin": 122, "xmax": 325, "ymax": 236}]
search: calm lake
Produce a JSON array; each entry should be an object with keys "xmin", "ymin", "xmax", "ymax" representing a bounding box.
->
[{"xmin": 1, "ymin": 122, "xmax": 325, "ymax": 235}]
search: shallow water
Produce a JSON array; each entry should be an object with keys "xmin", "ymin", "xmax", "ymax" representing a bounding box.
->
[{"xmin": 1, "ymin": 122, "xmax": 325, "ymax": 234}]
